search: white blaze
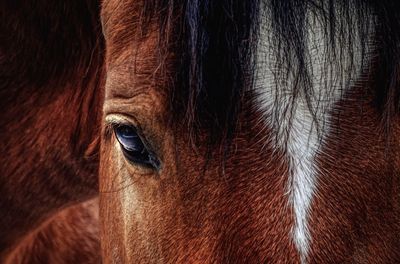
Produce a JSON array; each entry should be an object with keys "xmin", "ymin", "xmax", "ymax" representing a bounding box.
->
[{"xmin": 255, "ymin": 2, "xmax": 371, "ymax": 263}]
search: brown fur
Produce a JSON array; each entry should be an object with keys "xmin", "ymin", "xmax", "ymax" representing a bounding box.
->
[
  {"xmin": 0, "ymin": 0, "xmax": 103, "ymax": 261},
  {"xmin": 5, "ymin": 199, "xmax": 100, "ymax": 264},
  {"xmin": 2, "ymin": 0, "xmax": 400, "ymax": 262},
  {"xmin": 100, "ymin": 1, "xmax": 298, "ymax": 262},
  {"xmin": 308, "ymin": 86, "xmax": 400, "ymax": 263},
  {"xmin": 99, "ymin": 0, "xmax": 400, "ymax": 263}
]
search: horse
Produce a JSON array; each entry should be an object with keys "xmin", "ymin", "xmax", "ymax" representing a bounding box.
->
[
  {"xmin": 99, "ymin": 0, "xmax": 400, "ymax": 263},
  {"xmin": 1, "ymin": 0, "xmax": 400, "ymax": 263},
  {"xmin": 0, "ymin": 1, "xmax": 103, "ymax": 262}
]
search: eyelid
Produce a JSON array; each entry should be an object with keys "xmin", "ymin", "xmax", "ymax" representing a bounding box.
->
[
  {"xmin": 104, "ymin": 114, "xmax": 140, "ymax": 139},
  {"xmin": 105, "ymin": 114, "xmax": 138, "ymax": 127}
]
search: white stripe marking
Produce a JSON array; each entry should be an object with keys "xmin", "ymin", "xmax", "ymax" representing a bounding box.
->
[{"xmin": 255, "ymin": 2, "xmax": 370, "ymax": 262}]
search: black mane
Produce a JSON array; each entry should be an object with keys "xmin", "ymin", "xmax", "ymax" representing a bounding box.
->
[{"xmin": 140, "ymin": 0, "xmax": 400, "ymax": 142}]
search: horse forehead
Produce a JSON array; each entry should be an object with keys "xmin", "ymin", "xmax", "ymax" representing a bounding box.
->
[
  {"xmin": 254, "ymin": 7, "xmax": 375, "ymax": 262},
  {"xmin": 254, "ymin": 7, "xmax": 374, "ymax": 135}
]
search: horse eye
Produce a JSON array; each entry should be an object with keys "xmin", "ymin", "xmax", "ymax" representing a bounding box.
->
[{"xmin": 114, "ymin": 125, "xmax": 160, "ymax": 169}]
